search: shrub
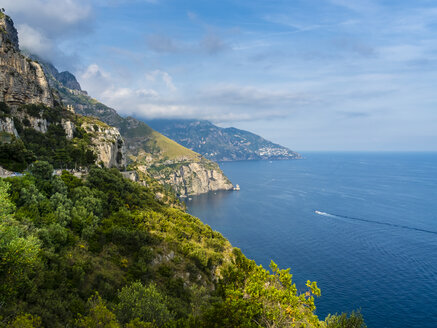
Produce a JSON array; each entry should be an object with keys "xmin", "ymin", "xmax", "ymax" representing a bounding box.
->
[{"xmin": 116, "ymin": 282, "xmax": 173, "ymax": 325}]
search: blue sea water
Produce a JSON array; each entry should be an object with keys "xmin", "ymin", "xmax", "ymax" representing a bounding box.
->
[{"xmin": 185, "ymin": 152, "xmax": 437, "ymax": 328}]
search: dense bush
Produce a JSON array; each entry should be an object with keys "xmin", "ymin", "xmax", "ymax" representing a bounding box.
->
[
  {"xmin": 0, "ymin": 125, "xmax": 96, "ymax": 172},
  {"xmin": 21, "ymin": 126, "xmax": 96, "ymax": 169},
  {"xmin": 0, "ymin": 101, "xmax": 11, "ymax": 119},
  {"xmin": 0, "ymin": 137, "xmax": 35, "ymax": 171},
  {"xmin": 0, "ymin": 105, "xmax": 97, "ymax": 172}
]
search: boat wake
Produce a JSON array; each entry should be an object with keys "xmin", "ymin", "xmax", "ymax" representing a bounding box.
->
[
  {"xmin": 314, "ymin": 210, "xmax": 437, "ymax": 236},
  {"xmin": 314, "ymin": 210, "xmax": 335, "ymax": 217}
]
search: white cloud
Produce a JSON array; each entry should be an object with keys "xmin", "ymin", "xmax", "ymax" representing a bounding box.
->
[
  {"xmin": 77, "ymin": 63, "xmax": 309, "ymax": 121},
  {"xmin": 79, "ymin": 64, "xmax": 113, "ymax": 96},
  {"xmin": 136, "ymin": 89, "xmax": 159, "ymax": 97},
  {"xmin": 3, "ymin": 0, "xmax": 93, "ymax": 36},
  {"xmin": 3, "ymin": 0, "xmax": 94, "ymax": 65},
  {"xmin": 145, "ymin": 70, "xmax": 176, "ymax": 91},
  {"xmin": 16, "ymin": 24, "xmax": 54, "ymax": 58}
]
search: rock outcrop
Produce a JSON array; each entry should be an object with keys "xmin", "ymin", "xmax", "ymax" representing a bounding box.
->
[
  {"xmin": 0, "ymin": 165, "xmax": 14, "ymax": 177},
  {"xmin": 135, "ymin": 160, "xmax": 233, "ymax": 196},
  {"xmin": 167, "ymin": 162, "xmax": 233, "ymax": 196},
  {"xmin": 0, "ymin": 15, "xmax": 54, "ymax": 107},
  {"xmin": 0, "ymin": 116, "xmax": 18, "ymax": 136},
  {"xmin": 61, "ymin": 119, "xmax": 75, "ymax": 140},
  {"xmin": 81, "ymin": 119, "xmax": 126, "ymax": 168}
]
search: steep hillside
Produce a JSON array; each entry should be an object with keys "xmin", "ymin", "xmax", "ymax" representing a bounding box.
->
[
  {"xmin": 0, "ymin": 15, "xmax": 54, "ymax": 107},
  {"xmin": 36, "ymin": 59, "xmax": 233, "ymax": 196},
  {"xmin": 2, "ymin": 164, "xmax": 362, "ymax": 328},
  {"xmin": 147, "ymin": 119, "xmax": 301, "ymax": 161},
  {"xmin": 0, "ymin": 14, "xmax": 125, "ymax": 171}
]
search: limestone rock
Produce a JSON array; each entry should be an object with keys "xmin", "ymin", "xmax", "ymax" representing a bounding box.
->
[
  {"xmin": 28, "ymin": 115, "xmax": 48, "ymax": 133},
  {"xmin": 61, "ymin": 119, "xmax": 75, "ymax": 140},
  {"xmin": 173, "ymin": 162, "xmax": 234, "ymax": 196},
  {"xmin": 82, "ymin": 121, "xmax": 126, "ymax": 169},
  {"xmin": 0, "ymin": 15, "xmax": 54, "ymax": 107},
  {"xmin": 0, "ymin": 165, "xmax": 14, "ymax": 177},
  {"xmin": 0, "ymin": 15, "xmax": 18, "ymax": 50},
  {"xmin": 137, "ymin": 161, "xmax": 233, "ymax": 196},
  {"xmin": 0, "ymin": 116, "xmax": 18, "ymax": 136}
]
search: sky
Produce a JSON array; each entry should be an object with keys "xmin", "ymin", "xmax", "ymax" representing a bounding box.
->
[{"xmin": 2, "ymin": 0, "xmax": 437, "ymax": 151}]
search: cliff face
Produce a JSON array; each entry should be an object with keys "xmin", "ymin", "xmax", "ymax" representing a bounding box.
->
[
  {"xmin": 0, "ymin": 15, "xmax": 54, "ymax": 107},
  {"xmin": 135, "ymin": 159, "xmax": 233, "ymax": 196},
  {"xmin": 0, "ymin": 116, "xmax": 18, "ymax": 136},
  {"xmin": 168, "ymin": 162, "xmax": 233, "ymax": 196},
  {"xmin": 81, "ymin": 118, "xmax": 126, "ymax": 168}
]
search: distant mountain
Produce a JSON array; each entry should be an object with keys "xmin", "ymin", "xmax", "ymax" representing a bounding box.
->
[{"xmin": 146, "ymin": 119, "xmax": 301, "ymax": 161}]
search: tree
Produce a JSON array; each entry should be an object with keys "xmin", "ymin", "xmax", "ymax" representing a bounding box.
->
[
  {"xmin": 76, "ymin": 294, "xmax": 120, "ymax": 328},
  {"xmin": 204, "ymin": 249, "xmax": 322, "ymax": 328},
  {"xmin": 116, "ymin": 282, "xmax": 173, "ymax": 325},
  {"xmin": 325, "ymin": 311, "xmax": 367, "ymax": 328},
  {"xmin": 8, "ymin": 314, "xmax": 42, "ymax": 328},
  {"xmin": 0, "ymin": 179, "xmax": 15, "ymax": 217},
  {"xmin": 0, "ymin": 180, "xmax": 41, "ymax": 302},
  {"xmin": 29, "ymin": 161, "xmax": 54, "ymax": 181}
]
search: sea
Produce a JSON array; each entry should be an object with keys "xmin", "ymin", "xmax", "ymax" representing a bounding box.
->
[{"xmin": 185, "ymin": 152, "xmax": 437, "ymax": 328}]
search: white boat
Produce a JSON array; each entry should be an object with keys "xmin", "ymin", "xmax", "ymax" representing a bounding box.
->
[{"xmin": 233, "ymin": 184, "xmax": 240, "ymax": 191}]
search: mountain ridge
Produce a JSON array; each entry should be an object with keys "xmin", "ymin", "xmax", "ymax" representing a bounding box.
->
[{"xmin": 147, "ymin": 118, "xmax": 301, "ymax": 162}]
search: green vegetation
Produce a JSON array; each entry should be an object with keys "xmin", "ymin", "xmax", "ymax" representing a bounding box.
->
[
  {"xmin": 0, "ymin": 163, "xmax": 365, "ymax": 327},
  {"xmin": 0, "ymin": 101, "xmax": 11, "ymax": 119},
  {"xmin": 325, "ymin": 311, "xmax": 366, "ymax": 328},
  {"xmin": 124, "ymin": 125, "xmax": 200, "ymax": 163},
  {"xmin": 148, "ymin": 130, "xmax": 200, "ymax": 161},
  {"xmin": 0, "ymin": 104, "xmax": 97, "ymax": 171}
]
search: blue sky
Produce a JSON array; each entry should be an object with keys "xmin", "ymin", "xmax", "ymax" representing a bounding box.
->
[{"xmin": 3, "ymin": 0, "xmax": 437, "ymax": 150}]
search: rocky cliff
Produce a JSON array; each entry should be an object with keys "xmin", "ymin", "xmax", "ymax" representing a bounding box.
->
[
  {"xmin": 80, "ymin": 116, "xmax": 126, "ymax": 168},
  {"xmin": 0, "ymin": 116, "xmax": 17, "ymax": 136},
  {"xmin": 37, "ymin": 59, "xmax": 233, "ymax": 195},
  {"xmin": 0, "ymin": 14, "xmax": 54, "ymax": 107},
  {"xmin": 150, "ymin": 161, "xmax": 233, "ymax": 196}
]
